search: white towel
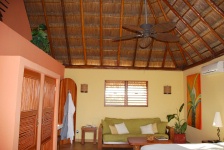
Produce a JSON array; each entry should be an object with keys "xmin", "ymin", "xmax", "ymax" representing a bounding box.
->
[
  {"xmin": 67, "ymin": 92, "xmax": 75, "ymax": 143},
  {"xmin": 60, "ymin": 92, "xmax": 76, "ymax": 144}
]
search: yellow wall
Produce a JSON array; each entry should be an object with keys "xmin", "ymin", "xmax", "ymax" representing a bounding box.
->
[
  {"xmin": 184, "ymin": 55, "xmax": 224, "ymax": 143},
  {"xmin": 65, "ymin": 56, "xmax": 224, "ymax": 142},
  {"xmin": 64, "ymin": 69, "xmax": 184, "ymax": 140}
]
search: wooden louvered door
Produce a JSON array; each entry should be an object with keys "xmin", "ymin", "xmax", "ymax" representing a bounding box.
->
[
  {"xmin": 41, "ymin": 76, "xmax": 56, "ymax": 150},
  {"xmin": 19, "ymin": 69, "xmax": 40, "ymax": 150}
]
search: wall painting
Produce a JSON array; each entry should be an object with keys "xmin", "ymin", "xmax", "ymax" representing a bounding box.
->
[{"xmin": 187, "ymin": 73, "xmax": 202, "ymax": 129}]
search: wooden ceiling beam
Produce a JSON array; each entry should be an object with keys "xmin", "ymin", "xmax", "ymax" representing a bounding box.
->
[
  {"xmin": 181, "ymin": 46, "xmax": 195, "ymax": 64},
  {"xmin": 0, "ymin": 11, "xmax": 2, "ymax": 21},
  {"xmin": 61, "ymin": 0, "xmax": 71, "ymax": 65},
  {"xmin": 206, "ymin": 0, "xmax": 224, "ymax": 18},
  {"xmin": 99, "ymin": 0, "xmax": 103, "ymax": 66},
  {"xmin": 117, "ymin": 0, "xmax": 124, "ymax": 66},
  {"xmin": 175, "ymin": 29, "xmax": 203, "ymax": 61},
  {"xmin": 163, "ymin": 0, "xmax": 215, "ymax": 57},
  {"xmin": 184, "ymin": 48, "xmax": 224, "ymax": 70},
  {"xmin": 64, "ymin": 64, "xmax": 179, "ymax": 70},
  {"xmin": 184, "ymin": 0, "xmax": 224, "ymax": 45},
  {"xmin": 149, "ymin": 0, "xmax": 169, "ymax": 69},
  {"xmin": 80, "ymin": 0, "xmax": 87, "ymax": 65},
  {"xmin": 158, "ymin": 0, "xmax": 184, "ymax": 68},
  {"xmin": 141, "ymin": 0, "xmax": 154, "ymax": 68},
  {"xmin": 176, "ymin": 41, "xmax": 195, "ymax": 64},
  {"xmin": 166, "ymin": 43, "xmax": 178, "ymax": 68},
  {"xmin": 41, "ymin": 0, "xmax": 54, "ymax": 58},
  {"xmin": 147, "ymin": 0, "xmax": 156, "ymax": 20}
]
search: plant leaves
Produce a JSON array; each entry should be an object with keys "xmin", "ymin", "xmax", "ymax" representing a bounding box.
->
[
  {"xmin": 38, "ymin": 24, "xmax": 47, "ymax": 30},
  {"xmin": 180, "ymin": 122, "xmax": 187, "ymax": 133},
  {"xmin": 31, "ymin": 24, "xmax": 50, "ymax": 54},
  {"xmin": 167, "ymin": 103, "xmax": 187, "ymax": 134},
  {"xmin": 167, "ymin": 114, "xmax": 176, "ymax": 122},
  {"xmin": 179, "ymin": 103, "xmax": 184, "ymax": 112}
]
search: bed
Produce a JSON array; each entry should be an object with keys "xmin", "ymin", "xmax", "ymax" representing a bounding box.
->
[{"xmin": 141, "ymin": 142, "xmax": 224, "ymax": 150}]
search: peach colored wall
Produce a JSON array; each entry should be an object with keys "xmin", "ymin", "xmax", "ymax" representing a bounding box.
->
[
  {"xmin": 0, "ymin": 22, "xmax": 64, "ymax": 149},
  {"xmin": 0, "ymin": 22, "xmax": 64, "ymax": 76},
  {"xmin": 0, "ymin": 56, "xmax": 62, "ymax": 149},
  {"xmin": 2, "ymin": 0, "xmax": 31, "ymax": 40},
  {"xmin": 0, "ymin": 56, "xmax": 22, "ymax": 150},
  {"xmin": 184, "ymin": 55, "xmax": 224, "ymax": 143}
]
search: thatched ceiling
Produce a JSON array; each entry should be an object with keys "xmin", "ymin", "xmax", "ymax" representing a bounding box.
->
[{"xmin": 24, "ymin": 0, "xmax": 224, "ymax": 70}]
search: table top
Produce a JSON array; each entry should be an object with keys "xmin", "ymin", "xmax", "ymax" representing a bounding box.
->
[
  {"xmin": 81, "ymin": 126, "xmax": 97, "ymax": 131},
  {"xmin": 127, "ymin": 137, "xmax": 172, "ymax": 146}
]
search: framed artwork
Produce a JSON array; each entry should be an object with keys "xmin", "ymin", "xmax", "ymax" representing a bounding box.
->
[{"xmin": 187, "ymin": 73, "xmax": 202, "ymax": 129}]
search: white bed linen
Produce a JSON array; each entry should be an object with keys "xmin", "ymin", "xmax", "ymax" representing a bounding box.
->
[{"xmin": 141, "ymin": 142, "xmax": 224, "ymax": 150}]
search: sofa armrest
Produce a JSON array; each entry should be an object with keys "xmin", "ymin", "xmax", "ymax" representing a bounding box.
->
[
  {"xmin": 166, "ymin": 126, "xmax": 174, "ymax": 142},
  {"xmin": 98, "ymin": 123, "xmax": 103, "ymax": 150}
]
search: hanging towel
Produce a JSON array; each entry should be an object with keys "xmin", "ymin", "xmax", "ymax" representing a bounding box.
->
[{"xmin": 60, "ymin": 92, "xmax": 76, "ymax": 144}]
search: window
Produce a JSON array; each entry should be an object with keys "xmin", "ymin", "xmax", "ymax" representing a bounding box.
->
[{"xmin": 104, "ymin": 80, "xmax": 148, "ymax": 107}]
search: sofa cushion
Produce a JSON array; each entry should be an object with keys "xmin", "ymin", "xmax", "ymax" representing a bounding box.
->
[
  {"xmin": 103, "ymin": 133, "xmax": 169, "ymax": 142},
  {"xmin": 115, "ymin": 122, "xmax": 129, "ymax": 134},
  {"xmin": 140, "ymin": 124, "xmax": 154, "ymax": 134},
  {"xmin": 102, "ymin": 118, "xmax": 124, "ymax": 134},
  {"xmin": 103, "ymin": 134, "xmax": 147, "ymax": 142},
  {"xmin": 109, "ymin": 125, "xmax": 118, "ymax": 134},
  {"xmin": 152, "ymin": 123, "xmax": 158, "ymax": 133},
  {"xmin": 157, "ymin": 122, "xmax": 168, "ymax": 134},
  {"xmin": 102, "ymin": 117, "xmax": 162, "ymax": 134}
]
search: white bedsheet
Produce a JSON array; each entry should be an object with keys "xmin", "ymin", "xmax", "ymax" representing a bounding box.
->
[{"xmin": 141, "ymin": 142, "xmax": 224, "ymax": 150}]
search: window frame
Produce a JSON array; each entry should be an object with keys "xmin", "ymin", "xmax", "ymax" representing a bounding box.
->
[{"xmin": 104, "ymin": 80, "xmax": 148, "ymax": 107}]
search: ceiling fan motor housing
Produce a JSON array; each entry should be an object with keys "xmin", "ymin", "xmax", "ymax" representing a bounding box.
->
[
  {"xmin": 140, "ymin": 23, "xmax": 152, "ymax": 31},
  {"xmin": 140, "ymin": 24, "xmax": 154, "ymax": 37}
]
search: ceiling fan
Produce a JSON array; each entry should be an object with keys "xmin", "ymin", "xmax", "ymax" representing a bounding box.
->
[{"xmin": 112, "ymin": 0, "xmax": 179, "ymax": 48}]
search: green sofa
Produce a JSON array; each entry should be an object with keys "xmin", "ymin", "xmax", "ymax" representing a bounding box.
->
[{"xmin": 98, "ymin": 117, "xmax": 174, "ymax": 150}]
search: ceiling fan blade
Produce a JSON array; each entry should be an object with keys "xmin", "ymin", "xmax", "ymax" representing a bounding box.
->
[
  {"xmin": 112, "ymin": 34, "xmax": 143, "ymax": 41},
  {"xmin": 151, "ymin": 22, "xmax": 176, "ymax": 33},
  {"xmin": 151, "ymin": 33, "xmax": 179, "ymax": 42},
  {"xmin": 122, "ymin": 25, "xmax": 144, "ymax": 33}
]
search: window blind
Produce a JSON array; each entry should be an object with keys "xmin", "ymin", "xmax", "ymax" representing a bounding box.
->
[{"xmin": 105, "ymin": 80, "xmax": 148, "ymax": 107}]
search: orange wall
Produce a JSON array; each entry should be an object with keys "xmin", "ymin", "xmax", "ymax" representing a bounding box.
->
[
  {"xmin": 0, "ymin": 56, "xmax": 22, "ymax": 149},
  {"xmin": 0, "ymin": 22, "xmax": 64, "ymax": 76},
  {"xmin": 0, "ymin": 22, "xmax": 64, "ymax": 149},
  {"xmin": 2, "ymin": 0, "xmax": 31, "ymax": 40}
]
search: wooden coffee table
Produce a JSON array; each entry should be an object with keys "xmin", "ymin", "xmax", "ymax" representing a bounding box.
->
[{"xmin": 127, "ymin": 137, "xmax": 172, "ymax": 150}]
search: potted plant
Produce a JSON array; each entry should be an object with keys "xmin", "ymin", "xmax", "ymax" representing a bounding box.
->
[
  {"xmin": 31, "ymin": 24, "xmax": 50, "ymax": 54},
  {"xmin": 167, "ymin": 103, "xmax": 187, "ymax": 143}
]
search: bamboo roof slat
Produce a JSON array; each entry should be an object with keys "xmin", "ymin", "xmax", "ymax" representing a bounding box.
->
[{"xmin": 23, "ymin": 0, "xmax": 224, "ymax": 70}]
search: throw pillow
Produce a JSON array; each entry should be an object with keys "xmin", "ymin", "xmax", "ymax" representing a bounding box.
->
[
  {"xmin": 140, "ymin": 124, "xmax": 154, "ymax": 134},
  {"xmin": 109, "ymin": 125, "xmax": 118, "ymax": 134},
  {"xmin": 157, "ymin": 122, "xmax": 168, "ymax": 134},
  {"xmin": 115, "ymin": 122, "xmax": 129, "ymax": 134},
  {"xmin": 152, "ymin": 123, "xmax": 158, "ymax": 133}
]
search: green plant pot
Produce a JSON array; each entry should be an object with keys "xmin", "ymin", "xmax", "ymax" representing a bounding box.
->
[{"xmin": 174, "ymin": 133, "xmax": 186, "ymax": 143}]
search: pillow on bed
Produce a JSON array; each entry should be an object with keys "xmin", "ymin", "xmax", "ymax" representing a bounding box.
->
[
  {"xmin": 140, "ymin": 124, "xmax": 154, "ymax": 134},
  {"xmin": 115, "ymin": 122, "xmax": 129, "ymax": 134},
  {"xmin": 109, "ymin": 125, "xmax": 118, "ymax": 134}
]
